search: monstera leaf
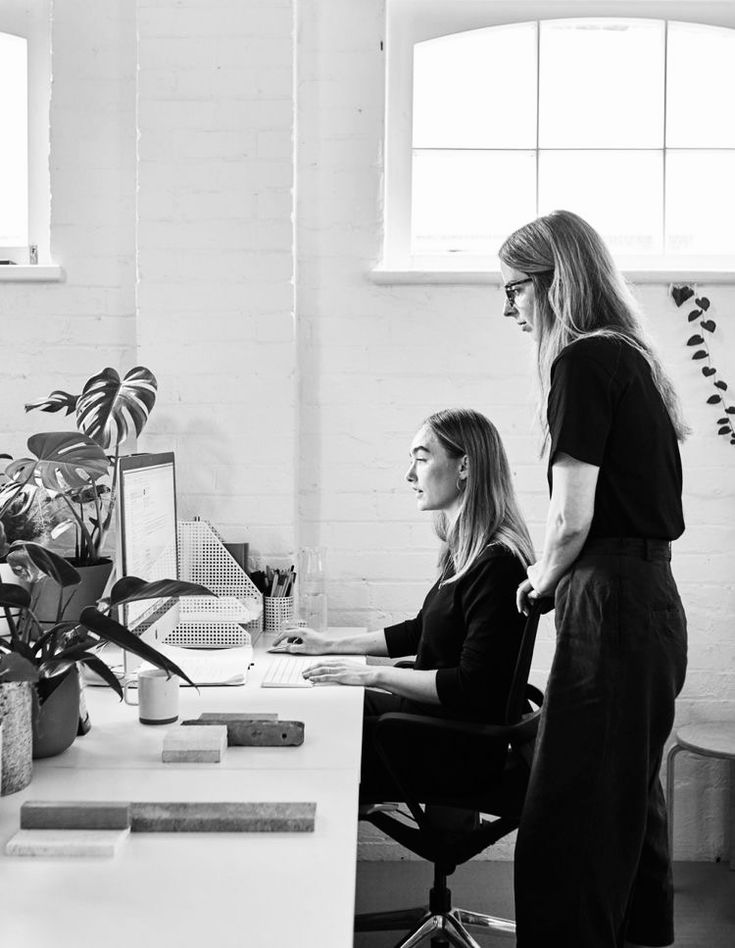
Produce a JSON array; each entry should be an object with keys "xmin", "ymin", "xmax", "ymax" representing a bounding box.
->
[
  {"xmin": 76, "ymin": 366, "xmax": 158, "ymax": 450},
  {"xmin": 25, "ymin": 390, "xmax": 79, "ymax": 416},
  {"xmin": 4, "ymin": 432, "xmax": 109, "ymax": 494}
]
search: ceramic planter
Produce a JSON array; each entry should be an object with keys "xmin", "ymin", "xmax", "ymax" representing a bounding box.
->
[
  {"xmin": 0, "ymin": 681, "xmax": 33, "ymax": 794},
  {"xmin": 32, "ymin": 558, "xmax": 113, "ymax": 627},
  {"xmin": 33, "ymin": 665, "xmax": 80, "ymax": 759}
]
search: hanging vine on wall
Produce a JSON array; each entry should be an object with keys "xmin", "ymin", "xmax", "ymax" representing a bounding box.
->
[{"xmin": 671, "ymin": 284, "xmax": 735, "ymax": 446}]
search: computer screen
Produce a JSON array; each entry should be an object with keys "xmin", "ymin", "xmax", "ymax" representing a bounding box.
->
[{"xmin": 116, "ymin": 452, "xmax": 179, "ymax": 638}]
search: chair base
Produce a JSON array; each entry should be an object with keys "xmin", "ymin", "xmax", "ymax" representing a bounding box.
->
[{"xmin": 355, "ymin": 905, "xmax": 515, "ymax": 947}]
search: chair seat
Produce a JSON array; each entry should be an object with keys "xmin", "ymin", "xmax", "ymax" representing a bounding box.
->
[
  {"xmin": 666, "ymin": 721, "xmax": 735, "ymax": 871},
  {"xmin": 675, "ymin": 723, "xmax": 735, "ymax": 760}
]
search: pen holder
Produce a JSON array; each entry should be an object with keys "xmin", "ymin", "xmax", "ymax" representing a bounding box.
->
[{"xmin": 264, "ymin": 596, "xmax": 294, "ymax": 634}]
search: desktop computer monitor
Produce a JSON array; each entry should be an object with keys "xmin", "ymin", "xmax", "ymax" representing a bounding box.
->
[{"xmin": 116, "ymin": 452, "xmax": 180, "ymax": 666}]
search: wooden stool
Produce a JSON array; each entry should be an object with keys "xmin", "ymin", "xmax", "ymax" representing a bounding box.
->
[{"xmin": 666, "ymin": 723, "xmax": 735, "ymax": 870}]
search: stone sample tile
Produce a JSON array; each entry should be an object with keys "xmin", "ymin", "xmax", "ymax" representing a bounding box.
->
[
  {"xmin": 20, "ymin": 801, "xmax": 131, "ymax": 830},
  {"xmin": 198, "ymin": 712, "xmax": 278, "ymax": 722},
  {"xmin": 182, "ymin": 718, "xmax": 303, "ymax": 746},
  {"xmin": 161, "ymin": 725, "xmax": 227, "ymax": 763},
  {"xmin": 130, "ymin": 801, "xmax": 316, "ymax": 833},
  {"xmin": 6, "ymin": 828, "xmax": 130, "ymax": 857}
]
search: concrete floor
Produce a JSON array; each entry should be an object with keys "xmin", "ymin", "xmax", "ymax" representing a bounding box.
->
[{"xmin": 354, "ymin": 860, "xmax": 735, "ymax": 947}]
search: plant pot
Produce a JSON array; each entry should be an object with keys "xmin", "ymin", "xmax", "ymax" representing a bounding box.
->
[
  {"xmin": 32, "ymin": 558, "xmax": 113, "ymax": 627},
  {"xmin": 32, "ymin": 665, "xmax": 80, "ymax": 759},
  {"xmin": 0, "ymin": 563, "xmax": 30, "ymax": 636},
  {"xmin": 0, "ymin": 681, "xmax": 33, "ymax": 794}
]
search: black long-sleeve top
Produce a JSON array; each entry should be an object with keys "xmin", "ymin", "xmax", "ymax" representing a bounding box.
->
[{"xmin": 383, "ymin": 546, "xmax": 527, "ymax": 723}]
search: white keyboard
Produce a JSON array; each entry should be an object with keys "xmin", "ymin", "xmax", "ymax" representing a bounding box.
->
[{"xmin": 260, "ymin": 654, "xmax": 316, "ymax": 688}]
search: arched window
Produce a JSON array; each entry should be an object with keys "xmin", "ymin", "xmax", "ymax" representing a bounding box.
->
[{"xmin": 382, "ymin": 2, "xmax": 735, "ymax": 276}]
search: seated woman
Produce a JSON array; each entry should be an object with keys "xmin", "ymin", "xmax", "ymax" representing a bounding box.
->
[{"xmin": 272, "ymin": 407, "xmax": 534, "ymax": 801}]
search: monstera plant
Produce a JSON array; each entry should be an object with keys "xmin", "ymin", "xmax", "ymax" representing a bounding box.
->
[{"xmin": 0, "ymin": 367, "xmax": 158, "ymax": 566}]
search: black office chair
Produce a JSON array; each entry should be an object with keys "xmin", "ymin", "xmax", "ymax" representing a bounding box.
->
[{"xmin": 355, "ymin": 603, "xmax": 545, "ymax": 948}]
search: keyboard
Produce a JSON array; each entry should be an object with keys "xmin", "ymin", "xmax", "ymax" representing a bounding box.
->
[{"xmin": 260, "ymin": 654, "xmax": 316, "ymax": 688}]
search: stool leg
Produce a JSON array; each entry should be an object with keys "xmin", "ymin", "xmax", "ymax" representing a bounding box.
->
[{"xmin": 666, "ymin": 744, "xmax": 685, "ymax": 862}]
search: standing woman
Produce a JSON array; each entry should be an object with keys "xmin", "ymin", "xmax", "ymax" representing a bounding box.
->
[{"xmin": 498, "ymin": 210, "xmax": 688, "ymax": 948}]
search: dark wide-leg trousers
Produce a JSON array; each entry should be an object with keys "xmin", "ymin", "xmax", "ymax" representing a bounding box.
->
[{"xmin": 515, "ymin": 539, "xmax": 687, "ymax": 948}]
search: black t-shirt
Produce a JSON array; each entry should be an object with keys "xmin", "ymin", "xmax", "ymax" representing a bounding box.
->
[
  {"xmin": 547, "ymin": 335, "xmax": 684, "ymax": 540},
  {"xmin": 383, "ymin": 546, "xmax": 526, "ymax": 722}
]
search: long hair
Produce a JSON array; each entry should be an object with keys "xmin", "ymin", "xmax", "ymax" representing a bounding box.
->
[
  {"xmin": 424, "ymin": 408, "xmax": 535, "ymax": 585},
  {"xmin": 498, "ymin": 209, "xmax": 689, "ymax": 443}
]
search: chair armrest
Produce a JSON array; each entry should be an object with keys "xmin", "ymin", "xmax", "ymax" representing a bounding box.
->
[{"xmin": 525, "ymin": 683, "xmax": 544, "ymax": 707}]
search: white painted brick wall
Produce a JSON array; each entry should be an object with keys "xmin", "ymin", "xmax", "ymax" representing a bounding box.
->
[
  {"xmin": 2, "ymin": 0, "xmax": 732, "ymax": 864},
  {"xmin": 135, "ymin": 0, "xmax": 296, "ymax": 563},
  {"xmin": 0, "ymin": 0, "xmax": 136, "ymax": 457}
]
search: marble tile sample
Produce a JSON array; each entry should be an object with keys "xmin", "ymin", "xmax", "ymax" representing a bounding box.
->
[
  {"xmin": 130, "ymin": 801, "xmax": 316, "ymax": 833},
  {"xmin": 20, "ymin": 801, "xmax": 131, "ymax": 830},
  {"xmin": 162, "ymin": 725, "xmax": 227, "ymax": 763},
  {"xmin": 182, "ymin": 718, "xmax": 304, "ymax": 746},
  {"xmin": 6, "ymin": 828, "xmax": 130, "ymax": 857}
]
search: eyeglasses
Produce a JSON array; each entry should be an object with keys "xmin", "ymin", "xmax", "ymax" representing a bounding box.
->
[{"xmin": 504, "ymin": 278, "xmax": 533, "ymax": 305}]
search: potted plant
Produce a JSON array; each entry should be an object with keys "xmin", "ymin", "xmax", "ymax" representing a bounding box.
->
[
  {"xmin": 0, "ymin": 651, "xmax": 37, "ymax": 794},
  {"xmin": 0, "ymin": 540, "xmax": 208, "ymax": 762},
  {"xmin": 0, "ymin": 366, "xmax": 159, "ymax": 620}
]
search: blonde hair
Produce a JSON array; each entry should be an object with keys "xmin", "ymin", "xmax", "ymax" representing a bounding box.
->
[
  {"xmin": 424, "ymin": 408, "xmax": 534, "ymax": 585},
  {"xmin": 498, "ymin": 209, "xmax": 689, "ymax": 444}
]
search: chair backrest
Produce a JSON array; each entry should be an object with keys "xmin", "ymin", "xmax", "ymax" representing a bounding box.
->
[{"xmin": 503, "ymin": 602, "xmax": 543, "ymax": 725}]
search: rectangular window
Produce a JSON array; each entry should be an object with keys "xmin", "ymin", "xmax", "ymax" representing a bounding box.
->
[{"xmin": 0, "ymin": 32, "xmax": 28, "ymax": 248}]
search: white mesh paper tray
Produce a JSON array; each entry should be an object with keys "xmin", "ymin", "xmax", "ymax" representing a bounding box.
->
[
  {"xmin": 165, "ymin": 620, "xmax": 252, "ymax": 650},
  {"xmin": 173, "ymin": 519, "xmax": 264, "ymax": 646},
  {"xmin": 179, "ymin": 595, "xmax": 259, "ymax": 623}
]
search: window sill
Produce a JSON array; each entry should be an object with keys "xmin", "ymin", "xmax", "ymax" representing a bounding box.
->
[
  {"xmin": 0, "ymin": 265, "xmax": 64, "ymax": 283},
  {"xmin": 371, "ymin": 258, "xmax": 735, "ymax": 285}
]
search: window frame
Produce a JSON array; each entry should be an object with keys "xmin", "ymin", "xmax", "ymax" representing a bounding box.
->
[
  {"xmin": 0, "ymin": 0, "xmax": 52, "ymax": 268},
  {"xmin": 378, "ymin": 0, "xmax": 735, "ymax": 281}
]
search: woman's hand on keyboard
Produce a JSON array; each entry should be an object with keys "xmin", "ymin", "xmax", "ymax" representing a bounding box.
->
[
  {"xmin": 301, "ymin": 661, "xmax": 376, "ymax": 687},
  {"xmin": 271, "ymin": 626, "xmax": 332, "ymax": 655}
]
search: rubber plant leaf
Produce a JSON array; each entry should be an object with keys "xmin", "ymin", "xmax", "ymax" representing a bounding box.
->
[
  {"xmin": 76, "ymin": 366, "xmax": 158, "ymax": 450},
  {"xmin": 79, "ymin": 606, "xmax": 197, "ymax": 688},
  {"xmin": 12, "ymin": 541, "xmax": 82, "ymax": 588},
  {"xmin": 25, "ymin": 390, "xmax": 79, "ymax": 416},
  {"xmin": 0, "ymin": 583, "xmax": 31, "ymax": 610},
  {"xmin": 108, "ymin": 576, "xmax": 213, "ymax": 607},
  {"xmin": 4, "ymin": 432, "xmax": 109, "ymax": 493},
  {"xmin": 32, "ymin": 625, "xmax": 92, "ymax": 658},
  {"xmin": 77, "ymin": 654, "xmax": 124, "ymax": 698}
]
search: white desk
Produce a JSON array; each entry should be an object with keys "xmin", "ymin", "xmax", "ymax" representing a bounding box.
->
[{"xmin": 0, "ymin": 634, "xmax": 366, "ymax": 948}]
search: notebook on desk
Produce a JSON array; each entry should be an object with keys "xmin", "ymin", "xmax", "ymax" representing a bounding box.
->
[{"xmin": 139, "ymin": 644, "xmax": 252, "ymax": 687}]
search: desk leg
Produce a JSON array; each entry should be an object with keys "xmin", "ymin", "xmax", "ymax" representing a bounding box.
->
[
  {"xmin": 730, "ymin": 760, "xmax": 735, "ymax": 871},
  {"xmin": 666, "ymin": 743, "xmax": 685, "ymax": 862}
]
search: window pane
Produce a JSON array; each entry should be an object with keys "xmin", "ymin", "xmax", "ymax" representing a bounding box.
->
[
  {"xmin": 538, "ymin": 151, "xmax": 663, "ymax": 254},
  {"xmin": 0, "ymin": 33, "xmax": 28, "ymax": 245},
  {"xmin": 539, "ymin": 19, "xmax": 665, "ymax": 148},
  {"xmin": 666, "ymin": 150, "xmax": 735, "ymax": 254},
  {"xmin": 413, "ymin": 23, "xmax": 537, "ymax": 149},
  {"xmin": 667, "ymin": 22, "xmax": 735, "ymax": 148},
  {"xmin": 411, "ymin": 150, "xmax": 536, "ymax": 254}
]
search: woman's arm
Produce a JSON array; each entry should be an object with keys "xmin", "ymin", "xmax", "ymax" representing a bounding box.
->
[
  {"xmin": 271, "ymin": 626, "xmax": 389, "ymax": 656},
  {"xmin": 518, "ymin": 452, "xmax": 598, "ymax": 613},
  {"xmin": 302, "ymin": 661, "xmax": 439, "ymax": 703}
]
